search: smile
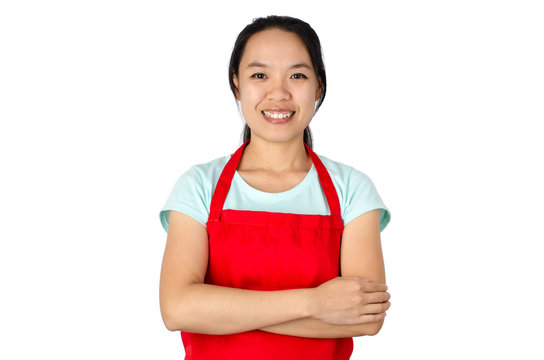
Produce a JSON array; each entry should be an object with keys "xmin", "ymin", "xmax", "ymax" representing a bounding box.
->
[{"xmin": 262, "ymin": 110, "xmax": 295, "ymax": 119}]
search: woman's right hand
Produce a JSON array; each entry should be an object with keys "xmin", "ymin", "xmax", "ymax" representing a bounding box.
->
[{"xmin": 309, "ymin": 276, "xmax": 391, "ymax": 325}]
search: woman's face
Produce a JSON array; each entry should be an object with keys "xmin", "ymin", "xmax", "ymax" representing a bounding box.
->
[{"xmin": 233, "ymin": 28, "xmax": 322, "ymax": 145}]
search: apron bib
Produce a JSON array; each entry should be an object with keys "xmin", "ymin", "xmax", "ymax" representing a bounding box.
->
[{"xmin": 180, "ymin": 139, "xmax": 353, "ymax": 359}]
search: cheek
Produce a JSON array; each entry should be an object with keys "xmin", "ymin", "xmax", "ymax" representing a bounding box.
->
[
  {"xmin": 293, "ymin": 88, "xmax": 318, "ymax": 109},
  {"xmin": 239, "ymin": 84, "xmax": 264, "ymax": 104},
  {"xmin": 239, "ymin": 91, "xmax": 262, "ymax": 117}
]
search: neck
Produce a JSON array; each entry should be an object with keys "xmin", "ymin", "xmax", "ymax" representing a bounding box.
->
[{"xmin": 238, "ymin": 135, "xmax": 311, "ymax": 174}]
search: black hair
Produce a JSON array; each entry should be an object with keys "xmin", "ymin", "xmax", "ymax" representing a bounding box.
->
[{"xmin": 228, "ymin": 15, "xmax": 327, "ymax": 149}]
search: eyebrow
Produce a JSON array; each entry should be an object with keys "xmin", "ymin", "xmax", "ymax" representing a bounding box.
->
[{"xmin": 246, "ymin": 61, "xmax": 313, "ymax": 70}]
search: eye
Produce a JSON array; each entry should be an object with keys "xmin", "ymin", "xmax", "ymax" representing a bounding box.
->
[
  {"xmin": 291, "ymin": 73, "xmax": 308, "ymax": 79},
  {"xmin": 250, "ymin": 73, "xmax": 266, "ymax": 79}
]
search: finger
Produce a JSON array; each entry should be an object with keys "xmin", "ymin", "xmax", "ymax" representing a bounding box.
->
[
  {"xmin": 361, "ymin": 281, "xmax": 388, "ymax": 292},
  {"xmin": 354, "ymin": 312, "xmax": 387, "ymax": 325},
  {"xmin": 359, "ymin": 302, "xmax": 390, "ymax": 315},
  {"xmin": 363, "ymin": 292, "xmax": 391, "ymax": 304},
  {"xmin": 353, "ymin": 277, "xmax": 388, "ymax": 289}
]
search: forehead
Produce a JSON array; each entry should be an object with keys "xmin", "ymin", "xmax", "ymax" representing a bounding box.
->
[{"xmin": 241, "ymin": 28, "xmax": 312, "ymax": 67}]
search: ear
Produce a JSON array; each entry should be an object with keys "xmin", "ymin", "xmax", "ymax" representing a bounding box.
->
[
  {"xmin": 233, "ymin": 74, "xmax": 240, "ymax": 100},
  {"xmin": 315, "ymin": 82, "xmax": 322, "ymax": 101}
]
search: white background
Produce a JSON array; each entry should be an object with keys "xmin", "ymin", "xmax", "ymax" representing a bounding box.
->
[{"xmin": 1, "ymin": 0, "xmax": 543, "ymax": 359}]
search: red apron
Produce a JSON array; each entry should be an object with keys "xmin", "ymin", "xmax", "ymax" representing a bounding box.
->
[{"xmin": 180, "ymin": 139, "xmax": 353, "ymax": 359}]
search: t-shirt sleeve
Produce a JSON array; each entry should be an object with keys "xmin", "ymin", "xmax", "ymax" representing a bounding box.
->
[
  {"xmin": 159, "ymin": 166, "xmax": 209, "ymax": 233},
  {"xmin": 343, "ymin": 167, "xmax": 391, "ymax": 232}
]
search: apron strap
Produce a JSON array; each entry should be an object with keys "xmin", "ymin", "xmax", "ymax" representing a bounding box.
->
[
  {"xmin": 208, "ymin": 139, "xmax": 343, "ymax": 226},
  {"xmin": 208, "ymin": 139, "xmax": 247, "ymax": 222},
  {"xmin": 304, "ymin": 142, "xmax": 343, "ymax": 226}
]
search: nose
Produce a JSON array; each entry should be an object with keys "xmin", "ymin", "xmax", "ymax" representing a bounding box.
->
[{"xmin": 266, "ymin": 77, "xmax": 291, "ymax": 101}]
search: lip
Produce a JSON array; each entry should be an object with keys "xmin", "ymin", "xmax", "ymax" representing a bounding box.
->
[
  {"xmin": 261, "ymin": 110, "xmax": 295, "ymax": 124},
  {"xmin": 263, "ymin": 108, "xmax": 294, "ymax": 112}
]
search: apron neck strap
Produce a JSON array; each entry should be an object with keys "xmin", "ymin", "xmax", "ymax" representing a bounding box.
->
[{"xmin": 209, "ymin": 139, "xmax": 343, "ymax": 225}]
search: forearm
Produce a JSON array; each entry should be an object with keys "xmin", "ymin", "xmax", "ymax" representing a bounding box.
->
[
  {"xmin": 166, "ymin": 283, "xmax": 312, "ymax": 335},
  {"xmin": 259, "ymin": 317, "xmax": 384, "ymax": 338}
]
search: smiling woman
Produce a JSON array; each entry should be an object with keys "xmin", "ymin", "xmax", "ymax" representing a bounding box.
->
[
  {"xmin": 232, "ymin": 28, "xmax": 321, "ymax": 145},
  {"xmin": 228, "ymin": 16, "xmax": 328, "ymax": 149},
  {"xmin": 159, "ymin": 15, "xmax": 392, "ymax": 360}
]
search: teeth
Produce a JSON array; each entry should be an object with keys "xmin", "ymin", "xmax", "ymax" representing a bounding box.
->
[{"xmin": 262, "ymin": 110, "xmax": 294, "ymax": 119}]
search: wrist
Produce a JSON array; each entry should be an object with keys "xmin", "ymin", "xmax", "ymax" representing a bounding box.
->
[{"xmin": 301, "ymin": 288, "xmax": 316, "ymax": 318}]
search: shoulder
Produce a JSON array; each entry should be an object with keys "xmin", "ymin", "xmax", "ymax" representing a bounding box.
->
[
  {"xmin": 314, "ymin": 151, "xmax": 390, "ymax": 230},
  {"xmin": 170, "ymin": 154, "xmax": 230, "ymax": 192},
  {"xmin": 180, "ymin": 155, "xmax": 230, "ymax": 186},
  {"xmin": 160, "ymin": 154, "xmax": 230, "ymax": 232},
  {"xmin": 315, "ymin": 152, "xmax": 374, "ymax": 190}
]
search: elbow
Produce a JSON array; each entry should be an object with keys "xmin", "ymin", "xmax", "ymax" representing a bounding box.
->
[
  {"xmin": 367, "ymin": 318, "xmax": 386, "ymax": 336},
  {"xmin": 160, "ymin": 284, "xmax": 199, "ymax": 332},
  {"xmin": 354, "ymin": 319, "xmax": 385, "ymax": 337},
  {"xmin": 161, "ymin": 303, "xmax": 185, "ymax": 332},
  {"xmin": 163, "ymin": 314, "xmax": 181, "ymax": 332}
]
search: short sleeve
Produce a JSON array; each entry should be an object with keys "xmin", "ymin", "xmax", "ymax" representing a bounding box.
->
[
  {"xmin": 343, "ymin": 167, "xmax": 391, "ymax": 232},
  {"xmin": 159, "ymin": 166, "xmax": 209, "ymax": 233}
]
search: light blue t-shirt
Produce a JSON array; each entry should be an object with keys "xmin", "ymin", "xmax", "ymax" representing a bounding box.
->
[{"xmin": 160, "ymin": 152, "xmax": 391, "ymax": 233}]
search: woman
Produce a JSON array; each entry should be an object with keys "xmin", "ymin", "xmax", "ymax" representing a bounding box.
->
[{"xmin": 159, "ymin": 15, "xmax": 392, "ymax": 360}]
